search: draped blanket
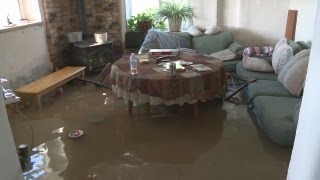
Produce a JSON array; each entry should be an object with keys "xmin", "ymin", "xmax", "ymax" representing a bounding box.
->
[{"xmin": 140, "ymin": 30, "xmax": 189, "ymax": 53}]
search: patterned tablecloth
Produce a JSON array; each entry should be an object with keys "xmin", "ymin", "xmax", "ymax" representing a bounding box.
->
[{"xmin": 110, "ymin": 53, "xmax": 226, "ymax": 106}]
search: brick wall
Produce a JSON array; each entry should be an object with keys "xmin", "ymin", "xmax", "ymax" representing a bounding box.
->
[
  {"xmin": 42, "ymin": 0, "xmax": 122, "ymax": 67},
  {"xmin": 42, "ymin": 0, "xmax": 80, "ymax": 68},
  {"xmin": 85, "ymin": 0, "xmax": 122, "ymax": 56}
]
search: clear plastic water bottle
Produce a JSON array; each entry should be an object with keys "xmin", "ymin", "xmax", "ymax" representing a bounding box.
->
[{"xmin": 130, "ymin": 53, "xmax": 138, "ymax": 75}]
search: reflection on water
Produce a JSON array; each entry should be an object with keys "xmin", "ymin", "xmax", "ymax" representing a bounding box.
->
[
  {"xmin": 51, "ymin": 127, "xmax": 64, "ymax": 134},
  {"xmin": 23, "ymin": 137, "xmax": 68, "ymax": 180},
  {"xmin": 7, "ymin": 85, "xmax": 292, "ymax": 180}
]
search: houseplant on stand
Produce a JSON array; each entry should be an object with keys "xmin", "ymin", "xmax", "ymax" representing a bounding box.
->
[
  {"xmin": 127, "ymin": 11, "xmax": 166, "ymax": 32},
  {"xmin": 94, "ymin": 21, "xmax": 110, "ymax": 44},
  {"xmin": 156, "ymin": 0, "xmax": 194, "ymax": 32},
  {"xmin": 125, "ymin": 11, "xmax": 166, "ymax": 49}
]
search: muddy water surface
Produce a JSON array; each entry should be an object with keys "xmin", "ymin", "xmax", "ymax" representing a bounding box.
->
[{"xmin": 8, "ymin": 84, "xmax": 291, "ymax": 180}]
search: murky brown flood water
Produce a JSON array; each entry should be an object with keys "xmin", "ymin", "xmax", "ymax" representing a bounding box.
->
[{"xmin": 8, "ymin": 83, "xmax": 291, "ymax": 180}]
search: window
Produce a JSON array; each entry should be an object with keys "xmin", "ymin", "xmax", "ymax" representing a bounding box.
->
[
  {"xmin": 0, "ymin": 0, "xmax": 42, "ymax": 28},
  {"xmin": 125, "ymin": 0, "xmax": 159, "ymax": 20},
  {"xmin": 125, "ymin": 0, "xmax": 192, "ymax": 31},
  {"xmin": 0, "ymin": 0, "xmax": 21, "ymax": 26}
]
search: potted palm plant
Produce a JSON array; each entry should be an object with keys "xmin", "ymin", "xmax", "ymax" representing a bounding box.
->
[{"xmin": 156, "ymin": 0, "xmax": 194, "ymax": 32}]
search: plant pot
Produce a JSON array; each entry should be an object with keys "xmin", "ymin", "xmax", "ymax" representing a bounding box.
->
[
  {"xmin": 65, "ymin": 32, "xmax": 83, "ymax": 43},
  {"xmin": 94, "ymin": 32, "xmax": 108, "ymax": 44},
  {"xmin": 137, "ymin": 20, "xmax": 152, "ymax": 33},
  {"xmin": 168, "ymin": 18, "xmax": 182, "ymax": 32}
]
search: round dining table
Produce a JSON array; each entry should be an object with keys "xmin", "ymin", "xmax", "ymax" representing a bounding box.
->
[{"xmin": 110, "ymin": 52, "xmax": 226, "ymax": 117}]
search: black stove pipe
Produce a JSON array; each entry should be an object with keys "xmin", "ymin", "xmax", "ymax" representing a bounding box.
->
[{"xmin": 77, "ymin": 0, "xmax": 89, "ymax": 39}]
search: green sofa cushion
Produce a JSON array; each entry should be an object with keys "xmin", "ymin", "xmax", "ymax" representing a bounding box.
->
[
  {"xmin": 236, "ymin": 62, "xmax": 277, "ymax": 81},
  {"xmin": 228, "ymin": 42, "xmax": 244, "ymax": 54},
  {"xmin": 192, "ymin": 31, "xmax": 234, "ymax": 55},
  {"xmin": 297, "ymin": 41, "xmax": 311, "ymax": 50},
  {"xmin": 246, "ymin": 80, "xmax": 293, "ymax": 101},
  {"xmin": 288, "ymin": 40, "xmax": 302, "ymax": 55},
  {"xmin": 253, "ymin": 96, "xmax": 301, "ymax": 146}
]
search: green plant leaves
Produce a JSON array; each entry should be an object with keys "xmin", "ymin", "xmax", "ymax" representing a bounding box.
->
[
  {"xmin": 156, "ymin": 0, "xmax": 194, "ymax": 21},
  {"xmin": 127, "ymin": 10, "xmax": 166, "ymax": 32}
]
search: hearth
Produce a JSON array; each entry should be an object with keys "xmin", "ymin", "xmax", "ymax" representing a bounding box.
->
[{"xmin": 69, "ymin": 39, "xmax": 114, "ymax": 72}]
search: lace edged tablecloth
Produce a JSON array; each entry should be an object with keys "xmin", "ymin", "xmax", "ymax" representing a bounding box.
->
[{"xmin": 110, "ymin": 54, "xmax": 226, "ymax": 106}]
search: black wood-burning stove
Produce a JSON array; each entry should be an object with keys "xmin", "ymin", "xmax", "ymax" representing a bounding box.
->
[{"xmin": 69, "ymin": 39, "xmax": 114, "ymax": 73}]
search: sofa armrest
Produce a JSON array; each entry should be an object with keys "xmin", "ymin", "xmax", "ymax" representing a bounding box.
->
[{"xmin": 228, "ymin": 42, "xmax": 244, "ymax": 59}]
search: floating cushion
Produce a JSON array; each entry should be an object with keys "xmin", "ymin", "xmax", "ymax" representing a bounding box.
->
[{"xmin": 243, "ymin": 56, "xmax": 274, "ymax": 72}]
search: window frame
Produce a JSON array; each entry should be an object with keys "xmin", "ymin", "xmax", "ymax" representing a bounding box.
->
[
  {"xmin": 0, "ymin": 0, "xmax": 42, "ymax": 33},
  {"xmin": 125, "ymin": 0, "xmax": 193, "ymax": 32}
]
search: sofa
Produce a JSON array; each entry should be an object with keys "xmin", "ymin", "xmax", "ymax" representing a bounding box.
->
[
  {"xmin": 237, "ymin": 40, "xmax": 310, "ymax": 146},
  {"xmin": 139, "ymin": 30, "xmax": 244, "ymax": 72},
  {"xmin": 236, "ymin": 40, "xmax": 309, "ymax": 81}
]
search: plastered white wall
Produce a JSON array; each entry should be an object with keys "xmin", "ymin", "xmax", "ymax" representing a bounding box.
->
[
  {"xmin": 219, "ymin": 0, "xmax": 291, "ymax": 46},
  {"xmin": 0, "ymin": 89, "xmax": 23, "ymax": 179},
  {"xmin": 192, "ymin": 0, "xmax": 217, "ymax": 27},
  {"xmin": 287, "ymin": 2, "xmax": 320, "ymax": 179},
  {"xmin": 0, "ymin": 25, "xmax": 52, "ymax": 89},
  {"xmin": 290, "ymin": 0, "xmax": 318, "ymax": 42}
]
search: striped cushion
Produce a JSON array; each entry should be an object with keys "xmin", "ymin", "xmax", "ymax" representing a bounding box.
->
[{"xmin": 243, "ymin": 46, "xmax": 273, "ymax": 57}]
